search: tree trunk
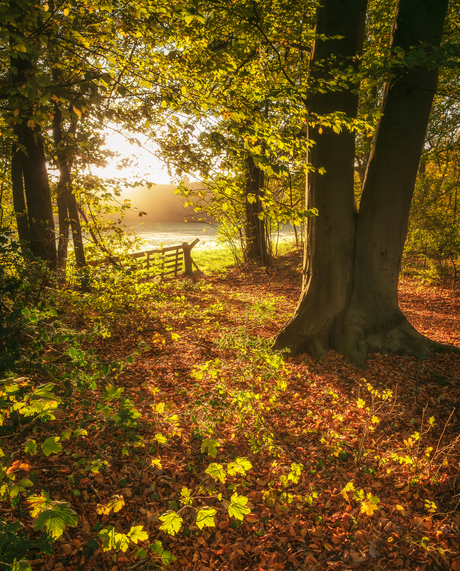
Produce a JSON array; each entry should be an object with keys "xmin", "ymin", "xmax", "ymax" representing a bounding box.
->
[
  {"xmin": 11, "ymin": 143, "xmax": 31, "ymax": 249},
  {"xmin": 244, "ymin": 154, "xmax": 268, "ymax": 265},
  {"xmin": 53, "ymin": 109, "xmax": 86, "ymax": 270},
  {"xmin": 338, "ymin": 0, "xmax": 450, "ymax": 365},
  {"xmin": 10, "ymin": 12, "xmax": 56, "ymax": 269},
  {"xmin": 275, "ymin": 0, "xmax": 451, "ymax": 367},
  {"xmin": 15, "ymin": 122, "xmax": 57, "ymax": 268},
  {"xmin": 275, "ymin": 0, "xmax": 367, "ymax": 356}
]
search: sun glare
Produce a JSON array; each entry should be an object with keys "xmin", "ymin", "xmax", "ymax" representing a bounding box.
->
[{"xmin": 91, "ymin": 130, "xmax": 173, "ymax": 186}]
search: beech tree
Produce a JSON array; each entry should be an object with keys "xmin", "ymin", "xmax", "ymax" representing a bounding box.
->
[{"xmin": 274, "ymin": 0, "xmax": 454, "ymax": 366}]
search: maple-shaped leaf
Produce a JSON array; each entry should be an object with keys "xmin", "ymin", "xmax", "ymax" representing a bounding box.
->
[
  {"xmin": 360, "ymin": 494, "xmax": 380, "ymax": 516},
  {"xmin": 227, "ymin": 457, "xmax": 252, "ymax": 476},
  {"xmin": 99, "ymin": 526, "xmax": 130, "ymax": 552},
  {"xmin": 159, "ymin": 511, "xmax": 183, "ymax": 535},
  {"xmin": 201, "ymin": 438, "xmax": 220, "ymax": 458},
  {"xmin": 41, "ymin": 437, "xmax": 62, "ymax": 457},
  {"xmin": 128, "ymin": 525, "xmax": 149, "ymax": 543},
  {"xmin": 180, "ymin": 487, "xmax": 193, "ymax": 506},
  {"xmin": 228, "ymin": 493, "xmax": 250, "ymax": 521},
  {"xmin": 205, "ymin": 463, "xmax": 226, "ymax": 484},
  {"xmin": 196, "ymin": 507, "xmax": 217, "ymax": 530},
  {"xmin": 34, "ymin": 501, "xmax": 78, "ymax": 539},
  {"xmin": 24, "ymin": 439, "xmax": 37, "ymax": 455}
]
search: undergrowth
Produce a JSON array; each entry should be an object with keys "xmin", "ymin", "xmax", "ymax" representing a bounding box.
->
[{"xmin": 0, "ymin": 239, "xmax": 459, "ymax": 570}]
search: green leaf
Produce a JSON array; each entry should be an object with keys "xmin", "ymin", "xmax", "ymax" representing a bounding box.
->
[
  {"xmin": 228, "ymin": 493, "xmax": 250, "ymax": 521},
  {"xmin": 24, "ymin": 440, "xmax": 37, "ymax": 455},
  {"xmin": 12, "ymin": 561, "xmax": 32, "ymax": 571},
  {"xmin": 205, "ymin": 463, "xmax": 226, "ymax": 484},
  {"xmin": 34, "ymin": 502, "xmax": 78, "ymax": 539},
  {"xmin": 201, "ymin": 438, "xmax": 220, "ymax": 458},
  {"xmin": 227, "ymin": 457, "xmax": 252, "ymax": 476},
  {"xmin": 102, "ymin": 363, "xmax": 109, "ymax": 376},
  {"xmin": 126, "ymin": 355, "xmax": 134, "ymax": 364},
  {"xmin": 19, "ymin": 479, "xmax": 33, "ymax": 488},
  {"xmin": 159, "ymin": 511, "xmax": 183, "ymax": 536},
  {"xmin": 196, "ymin": 507, "xmax": 216, "ymax": 530},
  {"xmin": 41, "ymin": 437, "xmax": 62, "ymax": 457},
  {"xmin": 99, "ymin": 526, "xmax": 130, "ymax": 552},
  {"xmin": 33, "ymin": 383, "xmax": 56, "ymax": 400},
  {"xmin": 127, "ymin": 525, "xmax": 148, "ymax": 543},
  {"xmin": 69, "ymin": 347, "xmax": 77, "ymax": 359}
]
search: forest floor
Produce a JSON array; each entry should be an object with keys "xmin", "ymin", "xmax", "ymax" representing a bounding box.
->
[{"xmin": 6, "ymin": 249, "xmax": 460, "ymax": 571}]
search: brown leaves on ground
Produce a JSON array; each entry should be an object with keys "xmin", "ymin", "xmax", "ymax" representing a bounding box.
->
[{"xmin": 4, "ymin": 250, "xmax": 460, "ymax": 571}]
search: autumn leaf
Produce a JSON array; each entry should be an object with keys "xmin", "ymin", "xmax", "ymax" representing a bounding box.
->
[
  {"xmin": 228, "ymin": 493, "xmax": 250, "ymax": 521},
  {"xmin": 159, "ymin": 511, "xmax": 183, "ymax": 535},
  {"xmin": 205, "ymin": 463, "xmax": 226, "ymax": 484},
  {"xmin": 196, "ymin": 507, "xmax": 216, "ymax": 530}
]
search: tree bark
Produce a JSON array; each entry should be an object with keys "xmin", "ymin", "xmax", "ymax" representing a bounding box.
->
[
  {"xmin": 275, "ymin": 0, "xmax": 451, "ymax": 367},
  {"xmin": 338, "ymin": 0, "xmax": 450, "ymax": 365},
  {"xmin": 15, "ymin": 122, "xmax": 57, "ymax": 268},
  {"xmin": 244, "ymin": 154, "xmax": 268, "ymax": 265},
  {"xmin": 275, "ymin": 0, "xmax": 367, "ymax": 357},
  {"xmin": 10, "ymin": 9, "xmax": 56, "ymax": 268},
  {"xmin": 53, "ymin": 108, "xmax": 86, "ymax": 270},
  {"xmin": 11, "ymin": 143, "xmax": 31, "ymax": 249}
]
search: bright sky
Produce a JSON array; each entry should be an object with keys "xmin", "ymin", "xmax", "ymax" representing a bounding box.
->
[{"xmin": 91, "ymin": 130, "xmax": 173, "ymax": 186}]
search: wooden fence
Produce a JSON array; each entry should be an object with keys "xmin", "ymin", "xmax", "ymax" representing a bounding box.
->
[{"xmin": 88, "ymin": 238, "xmax": 200, "ymax": 279}]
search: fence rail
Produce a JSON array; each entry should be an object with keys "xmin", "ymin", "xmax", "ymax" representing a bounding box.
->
[{"xmin": 88, "ymin": 238, "xmax": 200, "ymax": 278}]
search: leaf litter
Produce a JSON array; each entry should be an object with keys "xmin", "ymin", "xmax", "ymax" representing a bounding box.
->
[{"xmin": 2, "ymin": 249, "xmax": 460, "ymax": 571}]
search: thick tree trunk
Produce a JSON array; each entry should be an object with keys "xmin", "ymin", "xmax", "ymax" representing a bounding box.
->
[
  {"xmin": 11, "ymin": 143, "xmax": 31, "ymax": 249},
  {"xmin": 244, "ymin": 155, "xmax": 268, "ymax": 265},
  {"xmin": 15, "ymin": 122, "xmax": 57, "ymax": 268},
  {"xmin": 10, "ymin": 14, "xmax": 56, "ymax": 269},
  {"xmin": 274, "ymin": 0, "xmax": 367, "ymax": 356},
  {"xmin": 338, "ymin": 0, "xmax": 450, "ymax": 365},
  {"xmin": 275, "ymin": 0, "xmax": 451, "ymax": 367}
]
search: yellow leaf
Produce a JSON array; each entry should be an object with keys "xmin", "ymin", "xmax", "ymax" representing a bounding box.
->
[
  {"xmin": 396, "ymin": 504, "xmax": 405, "ymax": 511},
  {"xmin": 155, "ymin": 402, "xmax": 165, "ymax": 414},
  {"xmin": 63, "ymin": 7, "xmax": 69, "ymax": 16},
  {"xmin": 360, "ymin": 500, "xmax": 378, "ymax": 516},
  {"xmin": 357, "ymin": 398, "xmax": 365, "ymax": 409},
  {"xmin": 72, "ymin": 106, "xmax": 81, "ymax": 117},
  {"xmin": 171, "ymin": 333, "xmax": 180, "ymax": 341},
  {"xmin": 43, "ymin": 3, "xmax": 49, "ymax": 10},
  {"xmin": 152, "ymin": 333, "xmax": 166, "ymax": 345},
  {"xmin": 151, "ymin": 458, "xmax": 162, "ymax": 469}
]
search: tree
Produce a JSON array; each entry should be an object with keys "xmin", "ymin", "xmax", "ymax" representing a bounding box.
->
[{"xmin": 274, "ymin": 0, "xmax": 453, "ymax": 366}]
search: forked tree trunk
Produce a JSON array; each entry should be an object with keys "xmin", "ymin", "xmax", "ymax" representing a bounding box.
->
[
  {"xmin": 275, "ymin": 0, "xmax": 451, "ymax": 367},
  {"xmin": 244, "ymin": 155, "xmax": 268, "ymax": 265}
]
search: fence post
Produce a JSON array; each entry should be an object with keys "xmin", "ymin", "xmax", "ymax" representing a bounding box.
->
[{"xmin": 182, "ymin": 243, "xmax": 192, "ymax": 275}]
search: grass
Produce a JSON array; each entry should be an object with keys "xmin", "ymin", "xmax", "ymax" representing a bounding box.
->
[{"xmin": 192, "ymin": 239, "xmax": 301, "ymax": 273}]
